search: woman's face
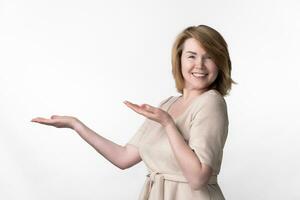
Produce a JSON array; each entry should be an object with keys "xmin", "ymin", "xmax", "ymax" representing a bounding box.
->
[{"xmin": 180, "ymin": 38, "xmax": 218, "ymax": 92}]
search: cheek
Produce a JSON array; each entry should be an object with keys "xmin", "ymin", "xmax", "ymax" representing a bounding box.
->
[
  {"xmin": 181, "ymin": 60, "xmax": 191, "ymax": 73},
  {"xmin": 213, "ymin": 66, "xmax": 219, "ymax": 75},
  {"xmin": 209, "ymin": 65, "xmax": 219, "ymax": 79},
  {"xmin": 208, "ymin": 62, "xmax": 218, "ymax": 72},
  {"xmin": 213, "ymin": 70, "xmax": 219, "ymax": 81},
  {"xmin": 181, "ymin": 58, "xmax": 188, "ymax": 68}
]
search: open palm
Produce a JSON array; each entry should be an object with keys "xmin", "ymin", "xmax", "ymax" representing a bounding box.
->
[
  {"xmin": 31, "ymin": 115, "xmax": 78, "ymax": 129},
  {"xmin": 123, "ymin": 100, "xmax": 173, "ymax": 127}
]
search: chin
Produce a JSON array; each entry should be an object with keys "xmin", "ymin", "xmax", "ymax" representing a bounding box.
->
[{"xmin": 190, "ymin": 85, "xmax": 209, "ymax": 91}]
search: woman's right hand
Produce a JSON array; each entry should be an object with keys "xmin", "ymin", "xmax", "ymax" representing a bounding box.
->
[{"xmin": 31, "ymin": 115, "xmax": 81, "ymax": 130}]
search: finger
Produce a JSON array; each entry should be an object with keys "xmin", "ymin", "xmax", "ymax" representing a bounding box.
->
[
  {"xmin": 125, "ymin": 101, "xmax": 157, "ymax": 119},
  {"xmin": 124, "ymin": 101, "xmax": 146, "ymax": 113},
  {"xmin": 125, "ymin": 101, "xmax": 150, "ymax": 112},
  {"xmin": 31, "ymin": 117, "xmax": 55, "ymax": 125},
  {"xmin": 51, "ymin": 115, "xmax": 60, "ymax": 119},
  {"xmin": 123, "ymin": 100, "xmax": 138, "ymax": 107},
  {"xmin": 124, "ymin": 101, "xmax": 141, "ymax": 112},
  {"xmin": 31, "ymin": 118, "xmax": 37, "ymax": 122},
  {"xmin": 124, "ymin": 101, "xmax": 162, "ymax": 123},
  {"xmin": 31, "ymin": 117, "xmax": 47, "ymax": 122}
]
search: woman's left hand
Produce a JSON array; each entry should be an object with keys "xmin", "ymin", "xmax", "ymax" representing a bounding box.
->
[{"xmin": 123, "ymin": 100, "xmax": 174, "ymax": 127}]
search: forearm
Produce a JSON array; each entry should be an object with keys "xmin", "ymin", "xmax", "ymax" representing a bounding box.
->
[
  {"xmin": 163, "ymin": 122, "xmax": 204, "ymax": 187},
  {"xmin": 73, "ymin": 122, "xmax": 127, "ymax": 169}
]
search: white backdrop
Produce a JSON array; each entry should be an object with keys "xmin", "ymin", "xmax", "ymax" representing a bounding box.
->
[{"xmin": 1, "ymin": 0, "xmax": 300, "ymax": 199}]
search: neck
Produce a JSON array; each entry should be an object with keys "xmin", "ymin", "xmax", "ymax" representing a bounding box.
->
[{"xmin": 181, "ymin": 88, "xmax": 209, "ymax": 103}]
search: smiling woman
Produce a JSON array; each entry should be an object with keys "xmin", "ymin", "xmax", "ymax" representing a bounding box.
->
[
  {"xmin": 180, "ymin": 37, "xmax": 219, "ymax": 93},
  {"xmin": 172, "ymin": 25, "xmax": 235, "ymax": 96},
  {"xmin": 31, "ymin": 25, "xmax": 235, "ymax": 200}
]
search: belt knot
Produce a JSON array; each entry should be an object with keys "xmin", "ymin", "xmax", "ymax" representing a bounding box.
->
[{"xmin": 141, "ymin": 170, "xmax": 218, "ymax": 200}]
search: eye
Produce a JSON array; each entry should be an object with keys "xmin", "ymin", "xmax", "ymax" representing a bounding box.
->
[{"xmin": 188, "ymin": 55, "xmax": 195, "ymax": 59}]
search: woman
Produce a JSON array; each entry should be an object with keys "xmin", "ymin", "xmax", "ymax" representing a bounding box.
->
[{"xmin": 31, "ymin": 25, "xmax": 234, "ymax": 200}]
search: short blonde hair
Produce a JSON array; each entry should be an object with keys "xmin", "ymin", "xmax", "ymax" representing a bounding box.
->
[{"xmin": 171, "ymin": 25, "xmax": 236, "ymax": 96}]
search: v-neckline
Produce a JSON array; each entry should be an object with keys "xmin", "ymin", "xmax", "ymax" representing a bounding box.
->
[{"xmin": 166, "ymin": 90, "xmax": 214, "ymax": 121}]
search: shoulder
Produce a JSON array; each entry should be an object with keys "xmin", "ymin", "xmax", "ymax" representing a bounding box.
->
[
  {"xmin": 193, "ymin": 89, "xmax": 228, "ymax": 117},
  {"xmin": 192, "ymin": 90, "xmax": 228, "ymax": 124},
  {"xmin": 199, "ymin": 89, "xmax": 227, "ymax": 108}
]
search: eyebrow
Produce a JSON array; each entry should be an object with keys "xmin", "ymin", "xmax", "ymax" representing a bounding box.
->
[
  {"xmin": 184, "ymin": 51, "xmax": 197, "ymax": 55},
  {"xmin": 184, "ymin": 51, "xmax": 210, "ymax": 56}
]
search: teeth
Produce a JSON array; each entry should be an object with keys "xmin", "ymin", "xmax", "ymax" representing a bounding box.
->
[{"xmin": 192, "ymin": 73, "xmax": 207, "ymax": 77}]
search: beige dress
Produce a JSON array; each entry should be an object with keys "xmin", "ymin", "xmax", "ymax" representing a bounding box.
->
[{"xmin": 127, "ymin": 89, "xmax": 228, "ymax": 200}]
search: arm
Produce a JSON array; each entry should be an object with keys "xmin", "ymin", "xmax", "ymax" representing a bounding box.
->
[
  {"xmin": 73, "ymin": 122, "xmax": 142, "ymax": 170},
  {"xmin": 31, "ymin": 115, "xmax": 142, "ymax": 170},
  {"xmin": 122, "ymin": 101, "xmax": 213, "ymax": 189},
  {"xmin": 163, "ymin": 121, "xmax": 213, "ymax": 190},
  {"xmin": 163, "ymin": 95, "xmax": 227, "ymax": 190}
]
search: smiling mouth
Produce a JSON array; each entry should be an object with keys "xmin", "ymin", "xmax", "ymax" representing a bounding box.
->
[{"xmin": 192, "ymin": 72, "xmax": 208, "ymax": 78}]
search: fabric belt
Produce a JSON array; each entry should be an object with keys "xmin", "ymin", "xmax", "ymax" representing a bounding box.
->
[{"xmin": 140, "ymin": 170, "xmax": 218, "ymax": 200}]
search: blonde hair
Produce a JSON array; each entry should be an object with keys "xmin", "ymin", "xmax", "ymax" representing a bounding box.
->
[{"xmin": 171, "ymin": 25, "xmax": 236, "ymax": 96}]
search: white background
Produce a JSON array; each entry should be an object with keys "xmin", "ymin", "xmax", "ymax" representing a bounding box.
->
[{"xmin": 1, "ymin": 0, "xmax": 300, "ymax": 199}]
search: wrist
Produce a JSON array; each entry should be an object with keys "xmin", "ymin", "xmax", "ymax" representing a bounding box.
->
[
  {"xmin": 162, "ymin": 118, "xmax": 175, "ymax": 129},
  {"xmin": 72, "ymin": 118, "xmax": 84, "ymax": 132}
]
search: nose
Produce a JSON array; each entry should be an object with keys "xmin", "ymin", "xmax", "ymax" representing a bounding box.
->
[{"xmin": 194, "ymin": 58, "xmax": 205, "ymax": 69}]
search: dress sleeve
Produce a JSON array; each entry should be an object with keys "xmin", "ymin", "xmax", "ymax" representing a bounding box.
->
[
  {"xmin": 188, "ymin": 95, "xmax": 228, "ymax": 172},
  {"xmin": 126, "ymin": 118, "xmax": 149, "ymax": 148},
  {"xmin": 126, "ymin": 96, "xmax": 173, "ymax": 148}
]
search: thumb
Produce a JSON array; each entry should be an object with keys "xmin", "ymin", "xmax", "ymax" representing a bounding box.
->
[
  {"xmin": 51, "ymin": 115, "xmax": 60, "ymax": 119},
  {"xmin": 141, "ymin": 104, "xmax": 154, "ymax": 111}
]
